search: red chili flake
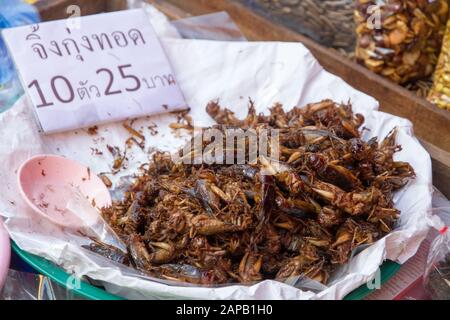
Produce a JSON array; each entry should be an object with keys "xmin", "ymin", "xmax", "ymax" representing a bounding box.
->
[
  {"xmin": 87, "ymin": 126, "xmax": 99, "ymax": 135},
  {"xmin": 39, "ymin": 202, "xmax": 49, "ymax": 209},
  {"xmin": 148, "ymin": 122, "xmax": 159, "ymax": 136},
  {"xmin": 99, "ymin": 175, "xmax": 112, "ymax": 188},
  {"xmin": 90, "ymin": 148, "xmax": 103, "ymax": 156},
  {"xmin": 123, "ymin": 123, "xmax": 145, "ymax": 141}
]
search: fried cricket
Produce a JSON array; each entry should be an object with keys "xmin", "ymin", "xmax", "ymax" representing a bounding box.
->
[{"xmin": 90, "ymin": 99, "xmax": 415, "ymax": 285}]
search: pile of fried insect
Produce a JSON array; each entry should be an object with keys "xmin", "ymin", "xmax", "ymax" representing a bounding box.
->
[{"xmin": 85, "ymin": 99, "xmax": 415, "ymax": 286}]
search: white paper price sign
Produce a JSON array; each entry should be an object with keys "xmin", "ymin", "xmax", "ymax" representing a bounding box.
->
[{"xmin": 2, "ymin": 9, "xmax": 186, "ymax": 133}]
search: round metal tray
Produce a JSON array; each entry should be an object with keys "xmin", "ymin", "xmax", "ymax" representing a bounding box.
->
[{"xmin": 12, "ymin": 241, "xmax": 401, "ymax": 300}]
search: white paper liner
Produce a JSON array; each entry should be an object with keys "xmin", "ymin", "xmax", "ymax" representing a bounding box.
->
[{"xmin": 0, "ymin": 6, "xmax": 432, "ymax": 300}]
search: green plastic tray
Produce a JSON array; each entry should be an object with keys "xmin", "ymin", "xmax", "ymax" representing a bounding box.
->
[
  {"xmin": 12, "ymin": 242, "xmax": 122, "ymax": 300},
  {"xmin": 12, "ymin": 241, "xmax": 401, "ymax": 300}
]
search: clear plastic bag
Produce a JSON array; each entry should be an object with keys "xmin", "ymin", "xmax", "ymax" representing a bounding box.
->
[
  {"xmin": 0, "ymin": 270, "xmax": 85, "ymax": 300},
  {"xmin": 132, "ymin": 0, "xmax": 246, "ymax": 42},
  {"xmin": 354, "ymin": 0, "xmax": 449, "ymax": 84},
  {"xmin": 171, "ymin": 11, "xmax": 246, "ymax": 42},
  {"xmin": 0, "ymin": 0, "xmax": 40, "ymax": 111},
  {"xmin": 424, "ymin": 226, "xmax": 450, "ymax": 299},
  {"xmin": 423, "ymin": 193, "xmax": 450, "ymax": 300}
]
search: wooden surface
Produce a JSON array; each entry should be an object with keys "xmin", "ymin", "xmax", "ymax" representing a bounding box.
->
[
  {"xmin": 37, "ymin": 0, "xmax": 450, "ymax": 197},
  {"xmin": 106, "ymin": 0, "xmax": 128, "ymax": 12}
]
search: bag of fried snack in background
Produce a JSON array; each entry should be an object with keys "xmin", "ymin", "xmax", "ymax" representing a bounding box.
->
[
  {"xmin": 428, "ymin": 19, "xmax": 450, "ymax": 110},
  {"xmin": 355, "ymin": 0, "xmax": 449, "ymax": 85}
]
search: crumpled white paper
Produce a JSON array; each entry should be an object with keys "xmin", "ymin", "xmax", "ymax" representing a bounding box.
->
[{"xmin": 0, "ymin": 6, "xmax": 432, "ymax": 299}]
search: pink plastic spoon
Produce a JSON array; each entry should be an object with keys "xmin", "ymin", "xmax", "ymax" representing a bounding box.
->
[
  {"xmin": 17, "ymin": 154, "xmax": 112, "ymax": 229},
  {"xmin": 18, "ymin": 154, "xmax": 126, "ymax": 252}
]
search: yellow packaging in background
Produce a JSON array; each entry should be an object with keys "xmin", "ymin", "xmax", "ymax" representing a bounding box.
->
[{"xmin": 428, "ymin": 19, "xmax": 450, "ymax": 111}]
